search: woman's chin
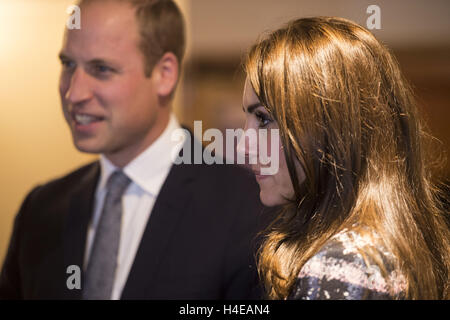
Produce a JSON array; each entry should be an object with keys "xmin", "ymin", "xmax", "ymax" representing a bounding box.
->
[{"xmin": 259, "ymin": 190, "xmax": 286, "ymax": 207}]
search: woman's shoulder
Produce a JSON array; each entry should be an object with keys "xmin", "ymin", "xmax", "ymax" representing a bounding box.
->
[{"xmin": 288, "ymin": 229, "xmax": 407, "ymax": 300}]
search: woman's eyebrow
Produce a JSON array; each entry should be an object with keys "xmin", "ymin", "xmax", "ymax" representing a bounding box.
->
[{"xmin": 243, "ymin": 103, "xmax": 262, "ymax": 114}]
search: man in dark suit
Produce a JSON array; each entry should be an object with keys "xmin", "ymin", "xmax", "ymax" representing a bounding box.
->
[{"xmin": 0, "ymin": 0, "xmax": 266, "ymax": 299}]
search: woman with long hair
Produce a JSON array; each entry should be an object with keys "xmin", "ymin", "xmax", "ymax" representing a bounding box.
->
[{"xmin": 239, "ymin": 16, "xmax": 449, "ymax": 299}]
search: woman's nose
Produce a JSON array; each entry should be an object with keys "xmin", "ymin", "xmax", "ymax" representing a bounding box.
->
[{"xmin": 236, "ymin": 127, "xmax": 258, "ymax": 165}]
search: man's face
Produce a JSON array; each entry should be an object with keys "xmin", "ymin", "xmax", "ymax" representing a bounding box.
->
[{"xmin": 59, "ymin": 1, "xmax": 165, "ymax": 166}]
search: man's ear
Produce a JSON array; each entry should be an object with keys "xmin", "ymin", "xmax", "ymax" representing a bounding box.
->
[{"xmin": 153, "ymin": 52, "xmax": 179, "ymax": 97}]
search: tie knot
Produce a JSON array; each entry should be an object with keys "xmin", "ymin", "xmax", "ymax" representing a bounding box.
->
[{"xmin": 106, "ymin": 170, "xmax": 131, "ymax": 196}]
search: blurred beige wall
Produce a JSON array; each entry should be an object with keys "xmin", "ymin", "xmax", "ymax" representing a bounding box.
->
[
  {"xmin": 189, "ymin": 0, "xmax": 450, "ymax": 57},
  {"xmin": 0, "ymin": 0, "xmax": 190, "ymax": 265},
  {"xmin": 0, "ymin": 0, "xmax": 95, "ymax": 264}
]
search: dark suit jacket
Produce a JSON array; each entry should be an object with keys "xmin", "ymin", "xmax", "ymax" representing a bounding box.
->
[{"xmin": 0, "ymin": 147, "xmax": 269, "ymax": 299}]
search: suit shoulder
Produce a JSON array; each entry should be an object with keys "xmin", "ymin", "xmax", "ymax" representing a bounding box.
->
[
  {"xmin": 198, "ymin": 162, "xmax": 256, "ymax": 186},
  {"xmin": 12, "ymin": 161, "xmax": 99, "ymax": 239},
  {"xmin": 28, "ymin": 161, "xmax": 99, "ymax": 200}
]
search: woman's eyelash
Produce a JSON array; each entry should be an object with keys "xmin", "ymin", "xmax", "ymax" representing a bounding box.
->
[{"xmin": 255, "ymin": 111, "xmax": 272, "ymax": 127}]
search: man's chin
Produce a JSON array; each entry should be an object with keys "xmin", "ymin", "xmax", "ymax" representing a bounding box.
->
[{"xmin": 73, "ymin": 140, "xmax": 104, "ymax": 155}]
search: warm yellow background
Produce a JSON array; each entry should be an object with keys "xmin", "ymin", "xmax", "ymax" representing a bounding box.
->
[{"xmin": 0, "ymin": 0, "xmax": 94, "ymax": 264}]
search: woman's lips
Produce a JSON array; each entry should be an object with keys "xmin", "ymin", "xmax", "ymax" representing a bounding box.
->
[{"xmin": 252, "ymin": 169, "xmax": 270, "ymax": 180}]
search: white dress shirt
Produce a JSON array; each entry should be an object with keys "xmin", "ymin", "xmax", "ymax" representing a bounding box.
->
[{"xmin": 83, "ymin": 114, "xmax": 186, "ymax": 300}]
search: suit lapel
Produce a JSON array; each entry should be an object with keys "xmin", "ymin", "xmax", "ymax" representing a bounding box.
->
[
  {"xmin": 121, "ymin": 161, "xmax": 196, "ymax": 299},
  {"xmin": 121, "ymin": 133, "xmax": 199, "ymax": 299},
  {"xmin": 62, "ymin": 162, "xmax": 100, "ymax": 299}
]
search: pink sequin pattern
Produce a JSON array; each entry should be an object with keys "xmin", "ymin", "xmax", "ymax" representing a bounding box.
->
[{"xmin": 290, "ymin": 229, "xmax": 407, "ymax": 299}]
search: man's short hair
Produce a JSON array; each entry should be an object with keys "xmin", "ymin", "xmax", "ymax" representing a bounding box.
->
[{"xmin": 79, "ymin": 0, "xmax": 186, "ymax": 77}]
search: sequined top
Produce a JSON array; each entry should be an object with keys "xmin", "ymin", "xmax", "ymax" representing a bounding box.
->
[{"xmin": 288, "ymin": 229, "xmax": 407, "ymax": 300}]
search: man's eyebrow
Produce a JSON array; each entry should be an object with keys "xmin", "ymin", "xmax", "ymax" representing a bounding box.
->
[
  {"xmin": 58, "ymin": 54, "xmax": 112, "ymax": 66},
  {"xmin": 242, "ymin": 103, "xmax": 262, "ymax": 114},
  {"xmin": 87, "ymin": 58, "xmax": 111, "ymax": 65},
  {"xmin": 58, "ymin": 52, "xmax": 70, "ymax": 61}
]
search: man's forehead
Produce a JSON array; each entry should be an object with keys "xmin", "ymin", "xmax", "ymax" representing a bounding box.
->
[
  {"xmin": 61, "ymin": 3, "xmax": 140, "ymax": 59},
  {"xmin": 64, "ymin": 25, "xmax": 136, "ymax": 47},
  {"xmin": 72, "ymin": 0, "xmax": 139, "ymax": 41},
  {"xmin": 79, "ymin": 0, "xmax": 136, "ymax": 20}
]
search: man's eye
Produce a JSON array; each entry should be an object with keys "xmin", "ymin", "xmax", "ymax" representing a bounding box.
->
[
  {"xmin": 61, "ymin": 60, "xmax": 75, "ymax": 69},
  {"xmin": 95, "ymin": 65, "xmax": 112, "ymax": 73}
]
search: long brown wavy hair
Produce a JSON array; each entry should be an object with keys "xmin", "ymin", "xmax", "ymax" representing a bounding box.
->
[{"xmin": 245, "ymin": 17, "xmax": 449, "ymax": 299}]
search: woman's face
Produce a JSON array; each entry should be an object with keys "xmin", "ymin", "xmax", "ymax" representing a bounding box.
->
[{"xmin": 238, "ymin": 79, "xmax": 305, "ymax": 207}]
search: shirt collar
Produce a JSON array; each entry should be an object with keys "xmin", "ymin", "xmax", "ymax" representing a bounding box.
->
[{"xmin": 98, "ymin": 113, "xmax": 184, "ymax": 196}]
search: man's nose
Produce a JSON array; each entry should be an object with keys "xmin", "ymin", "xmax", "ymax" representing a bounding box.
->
[{"xmin": 64, "ymin": 68, "xmax": 93, "ymax": 104}]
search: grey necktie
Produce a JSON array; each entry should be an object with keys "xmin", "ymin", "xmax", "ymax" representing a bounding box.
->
[{"xmin": 83, "ymin": 170, "xmax": 131, "ymax": 300}]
